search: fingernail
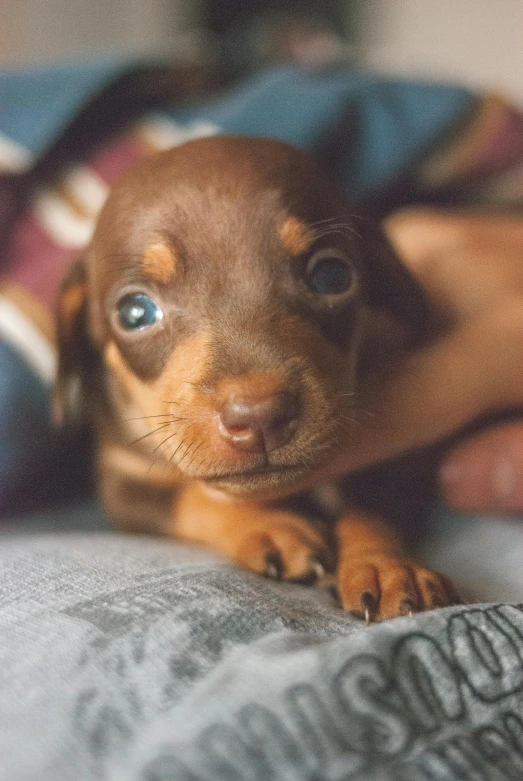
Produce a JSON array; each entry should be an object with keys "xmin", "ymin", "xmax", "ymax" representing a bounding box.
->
[
  {"xmin": 492, "ymin": 453, "xmax": 516, "ymax": 503},
  {"xmin": 440, "ymin": 448, "xmax": 518, "ymax": 511},
  {"xmin": 439, "ymin": 454, "xmax": 482, "ymax": 510},
  {"xmin": 439, "ymin": 460, "xmax": 462, "ymax": 488}
]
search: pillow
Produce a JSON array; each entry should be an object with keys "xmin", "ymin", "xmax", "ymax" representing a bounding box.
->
[{"xmin": 2, "ymin": 529, "xmax": 523, "ymax": 781}]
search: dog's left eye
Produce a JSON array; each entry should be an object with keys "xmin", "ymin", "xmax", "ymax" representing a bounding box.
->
[
  {"xmin": 118, "ymin": 294, "xmax": 163, "ymax": 330},
  {"xmin": 306, "ymin": 250, "xmax": 355, "ymax": 295}
]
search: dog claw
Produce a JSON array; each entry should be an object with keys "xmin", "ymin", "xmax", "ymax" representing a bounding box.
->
[
  {"xmin": 400, "ymin": 599, "xmax": 416, "ymax": 617},
  {"xmin": 310, "ymin": 556, "xmax": 326, "ymax": 581},
  {"xmin": 360, "ymin": 591, "xmax": 377, "ymax": 625},
  {"xmin": 264, "ymin": 551, "xmax": 283, "ymax": 579}
]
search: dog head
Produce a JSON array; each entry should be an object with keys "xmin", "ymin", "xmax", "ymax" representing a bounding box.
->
[{"xmin": 55, "ymin": 135, "xmax": 431, "ymax": 499}]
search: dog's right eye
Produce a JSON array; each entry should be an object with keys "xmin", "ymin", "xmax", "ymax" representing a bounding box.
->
[
  {"xmin": 305, "ymin": 249, "xmax": 355, "ymax": 296},
  {"xmin": 117, "ymin": 294, "xmax": 163, "ymax": 330}
]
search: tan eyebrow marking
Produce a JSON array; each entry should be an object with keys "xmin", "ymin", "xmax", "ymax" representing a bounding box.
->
[
  {"xmin": 279, "ymin": 216, "xmax": 316, "ymax": 256},
  {"xmin": 141, "ymin": 241, "xmax": 177, "ymax": 284}
]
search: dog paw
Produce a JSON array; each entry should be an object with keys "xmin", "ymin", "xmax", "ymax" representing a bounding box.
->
[
  {"xmin": 336, "ymin": 555, "xmax": 461, "ymax": 622},
  {"xmin": 232, "ymin": 513, "xmax": 332, "ymax": 584}
]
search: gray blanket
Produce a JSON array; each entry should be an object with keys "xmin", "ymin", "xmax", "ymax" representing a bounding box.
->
[{"xmin": 2, "ymin": 505, "xmax": 523, "ymax": 781}]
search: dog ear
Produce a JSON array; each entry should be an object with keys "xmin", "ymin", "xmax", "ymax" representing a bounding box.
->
[
  {"xmin": 358, "ymin": 219, "xmax": 434, "ymax": 342},
  {"xmin": 53, "ymin": 256, "xmax": 92, "ymax": 427}
]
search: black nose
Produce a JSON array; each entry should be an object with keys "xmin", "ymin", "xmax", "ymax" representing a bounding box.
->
[{"xmin": 218, "ymin": 391, "xmax": 298, "ymax": 453}]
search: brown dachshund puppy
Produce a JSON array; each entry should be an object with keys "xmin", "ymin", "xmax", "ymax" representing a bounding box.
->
[{"xmin": 54, "ymin": 135, "xmax": 459, "ymax": 621}]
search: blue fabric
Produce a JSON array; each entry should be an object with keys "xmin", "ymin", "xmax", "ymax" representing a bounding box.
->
[
  {"xmin": 0, "ymin": 343, "xmax": 50, "ymax": 473},
  {"xmin": 0, "ymin": 58, "xmax": 131, "ymax": 153},
  {"xmin": 172, "ymin": 66, "xmax": 474, "ymax": 201},
  {"xmin": 0, "ymin": 343, "xmax": 53, "ymax": 512},
  {"xmin": 0, "ymin": 343, "xmax": 91, "ymax": 515},
  {"xmin": 0, "ymin": 60, "xmax": 474, "ymax": 198}
]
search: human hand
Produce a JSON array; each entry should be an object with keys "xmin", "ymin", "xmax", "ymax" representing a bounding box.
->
[
  {"xmin": 389, "ymin": 209, "xmax": 523, "ymax": 513},
  {"xmin": 320, "ymin": 208, "xmax": 523, "ymax": 513}
]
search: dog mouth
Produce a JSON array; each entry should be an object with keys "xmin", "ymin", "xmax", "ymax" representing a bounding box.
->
[
  {"xmin": 200, "ymin": 462, "xmax": 310, "ymax": 497},
  {"xmin": 204, "ymin": 463, "xmax": 303, "ymax": 483}
]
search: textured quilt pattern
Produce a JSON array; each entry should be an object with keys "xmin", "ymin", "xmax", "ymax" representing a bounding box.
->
[{"xmin": 3, "ymin": 534, "xmax": 523, "ymax": 781}]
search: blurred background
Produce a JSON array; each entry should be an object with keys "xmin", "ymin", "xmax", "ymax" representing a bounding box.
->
[{"xmin": 2, "ymin": 0, "xmax": 523, "ymax": 103}]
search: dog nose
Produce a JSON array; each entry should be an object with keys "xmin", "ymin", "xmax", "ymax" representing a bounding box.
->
[{"xmin": 218, "ymin": 392, "xmax": 298, "ymax": 453}]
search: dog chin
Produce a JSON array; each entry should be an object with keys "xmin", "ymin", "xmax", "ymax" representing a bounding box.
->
[{"xmin": 202, "ymin": 465, "xmax": 309, "ymax": 500}]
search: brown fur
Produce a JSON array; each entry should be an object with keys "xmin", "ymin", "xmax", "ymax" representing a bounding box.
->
[{"xmin": 54, "ymin": 135, "xmax": 459, "ymax": 620}]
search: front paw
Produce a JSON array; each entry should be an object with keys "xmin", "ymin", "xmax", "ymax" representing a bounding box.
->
[
  {"xmin": 336, "ymin": 555, "xmax": 461, "ymax": 622},
  {"xmin": 233, "ymin": 512, "xmax": 332, "ymax": 585}
]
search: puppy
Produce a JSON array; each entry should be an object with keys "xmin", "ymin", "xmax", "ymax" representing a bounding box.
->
[{"xmin": 54, "ymin": 135, "xmax": 459, "ymax": 621}]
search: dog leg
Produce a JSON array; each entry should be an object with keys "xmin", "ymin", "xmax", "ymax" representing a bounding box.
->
[
  {"xmin": 98, "ymin": 442, "xmax": 179, "ymax": 534},
  {"xmin": 336, "ymin": 512, "xmax": 460, "ymax": 621},
  {"xmin": 171, "ymin": 481, "xmax": 332, "ymax": 582}
]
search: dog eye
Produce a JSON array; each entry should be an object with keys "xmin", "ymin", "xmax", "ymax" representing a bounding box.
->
[
  {"xmin": 117, "ymin": 294, "xmax": 163, "ymax": 330},
  {"xmin": 306, "ymin": 250, "xmax": 354, "ymax": 295}
]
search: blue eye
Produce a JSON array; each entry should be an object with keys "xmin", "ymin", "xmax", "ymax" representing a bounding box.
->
[
  {"xmin": 306, "ymin": 251, "xmax": 354, "ymax": 295},
  {"xmin": 118, "ymin": 294, "xmax": 163, "ymax": 330}
]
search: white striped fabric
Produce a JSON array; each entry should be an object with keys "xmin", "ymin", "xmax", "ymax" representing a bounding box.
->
[
  {"xmin": 66, "ymin": 165, "xmax": 109, "ymax": 215},
  {"xmin": 0, "ymin": 132, "xmax": 32, "ymax": 172},
  {"xmin": 33, "ymin": 166, "xmax": 108, "ymax": 249},
  {"xmin": 138, "ymin": 117, "xmax": 220, "ymax": 150},
  {"xmin": 0, "ymin": 295, "xmax": 56, "ymax": 384},
  {"xmin": 34, "ymin": 189, "xmax": 95, "ymax": 249}
]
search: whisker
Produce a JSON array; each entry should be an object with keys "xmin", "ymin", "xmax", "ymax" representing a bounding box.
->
[
  {"xmin": 308, "ymin": 216, "xmax": 361, "ymax": 230},
  {"xmin": 308, "ymin": 217, "xmax": 338, "ymax": 226},
  {"xmin": 151, "ymin": 430, "xmax": 178, "ymax": 455},
  {"xmin": 178, "ymin": 440, "xmax": 203, "ymax": 469},
  {"xmin": 336, "ymin": 414, "xmax": 359, "ymax": 426},
  {"xmin": 175, "ymin": 441, "xmax": 194, "ymax": 468},
  {"xmin": 168, "ymin": 436, "xmax": 189, "ymax": 465},
  {"xmin": 149, "ymin": 434, "xmax": 186, "ymax": 474},
  {"xmin": 316, "ymin": 227, "xmax": 362, "ymax": 242},
  {"xmin": 129, "ymin": 422, "xmax": 173, "ymax": 446},
  {"xmin": 125, "ymin": 414, "xmax": 186, "ymax": 422},
  {"xmin": 184, "ymin": 442, "xmax": 205, "ymax": 473},
  {"xmin": 308, "ymin": 221, "xmax": 363, "ymax": 242},
  {"xmin": 193, "ymin": 455, "xmax": 209, "ymax": 473}
]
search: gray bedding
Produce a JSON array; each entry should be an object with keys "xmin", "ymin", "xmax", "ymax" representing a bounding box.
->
[{"xmin": 2, "ymin": 505, "xmax": 523, "ymax": 781}]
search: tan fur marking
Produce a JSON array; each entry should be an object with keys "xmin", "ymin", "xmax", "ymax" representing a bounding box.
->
[
  {"xmin": 59, "ymin": 282, "xmax": 87, "ymax": 337},
  {"xmin": 105, "ymin": 332, "xmax": 212, "ymax": 408},
  {"xmin": 141, "ymin": 241, "xmax": 177, "ymax": 284},
  {"xmin": 104, "ymin": 333, "xmax": 214, "ymax": 465},
  {"xmin": 279, "ymin": 216, "xmax": 316, "ymax": 256}
]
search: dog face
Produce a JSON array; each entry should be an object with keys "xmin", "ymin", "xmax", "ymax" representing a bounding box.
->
[{"xmin": 55, "ymin": 136, "xmax": 430, "ymax": 499}]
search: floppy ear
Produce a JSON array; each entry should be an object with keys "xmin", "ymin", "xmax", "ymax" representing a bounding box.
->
[
  {"xmin": 358, "ymin": 219, "xmax": 435, "ymax": 343},
  {"xmin": 53, "ymin": 257, "xmax": 92, "ymax": 427}
]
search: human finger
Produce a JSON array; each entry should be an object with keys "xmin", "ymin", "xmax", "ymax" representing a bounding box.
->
[
  {"xmin": 386, "ymin": 210, "xmax": 523, "ymax": 320},
  {"xmin": 317, "ymin": 298, "xmax": 523, "ymax": 479},
  {"xmin": 439, "ymin": 422, "xmax": 523, "ymax": 513}
]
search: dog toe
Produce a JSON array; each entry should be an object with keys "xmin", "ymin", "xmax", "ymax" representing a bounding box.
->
[
  {"xmin": 337, "ymin": 556, "xmax": 460, "ymax": 622},
  {"xmin": 234, "ymin": 515, "xmax": 331, "ymax": 583},
  {"xmin": 263, "ymin": 550, "xmax": 284, "ymax": 579}
]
